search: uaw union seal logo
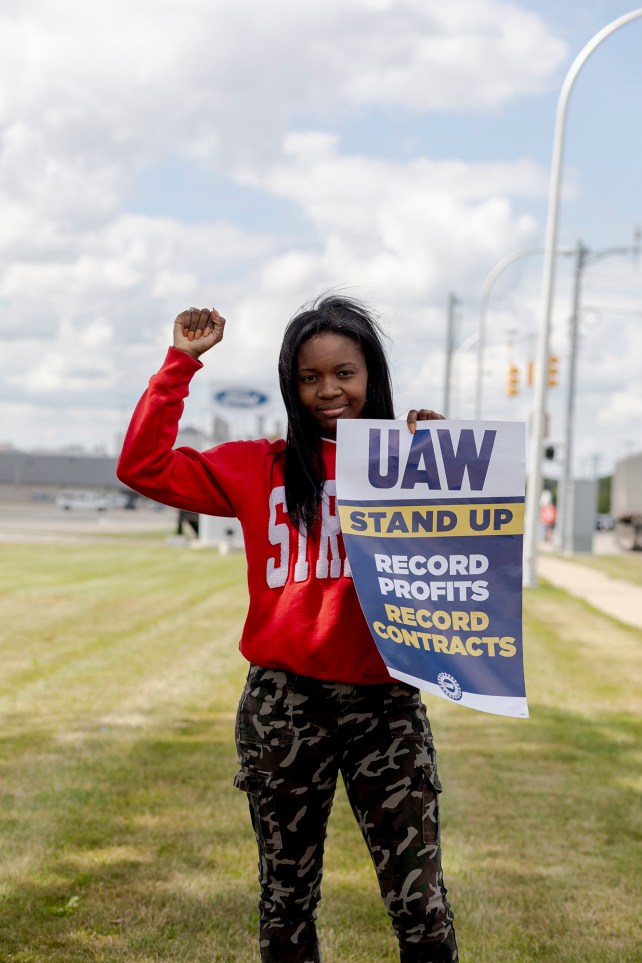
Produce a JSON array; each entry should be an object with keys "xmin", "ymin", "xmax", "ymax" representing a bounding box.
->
[{"xmin": 437, "ymin": 672, "xmax": 463, "ymax": 701}]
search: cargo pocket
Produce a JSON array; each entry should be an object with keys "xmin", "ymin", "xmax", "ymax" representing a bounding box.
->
[
  {"xmin": 421, "ymin": 762, "xmax": 443, "ymax": 845},
  {"xmin": 235, "ymin": 667, "xmax": 295, "ymax": 746},
  {"xmin": 384, "ymin": 684, "xmax": 434, "ymax": 744},
  {"xmin": 234, "ymin": 766, "xmax": 283, "ymax": 851}
]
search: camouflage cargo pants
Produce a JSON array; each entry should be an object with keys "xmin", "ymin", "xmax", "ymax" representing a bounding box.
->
[{"xmin": 234, "ymin": 665, "xmax": 458, "ymax": 962}]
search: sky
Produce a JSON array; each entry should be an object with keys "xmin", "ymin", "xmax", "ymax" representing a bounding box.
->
[{"xmin": 1, "ymin": 0, "xmax": 641, "ymax": 477}]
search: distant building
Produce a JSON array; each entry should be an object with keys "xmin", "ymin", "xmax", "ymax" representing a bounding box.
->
[
  {"xmin": 0, "ymin": 417, "xmax": 232, "ymax": 505},
  {"xmin": 0, "ymin": 449, "xmax": 123, "ymax": 504},
  {"xmin": 0, "ymin": 417, "xmax": 235, "ymax": 503}
]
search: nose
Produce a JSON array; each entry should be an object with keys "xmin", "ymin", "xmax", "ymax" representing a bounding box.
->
[{"xmin": 317, "ymin": 377, "xmax": 342, "ymax": 398}]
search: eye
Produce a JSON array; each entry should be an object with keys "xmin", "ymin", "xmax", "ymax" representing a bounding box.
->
[
  {"xmin": 337, "ymin": 369, "xmax": 355, "ymax": 378},
  {"xmin": 299, "ymin": 374, "xmax": 317, "ymax": 384}
]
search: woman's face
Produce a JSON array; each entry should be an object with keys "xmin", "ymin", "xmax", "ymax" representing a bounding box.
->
[{"xmin": 296, "ymin": 332, "xmax": 368, "ymax": 439}]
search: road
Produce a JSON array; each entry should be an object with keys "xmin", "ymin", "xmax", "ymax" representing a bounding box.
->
[
  {"xmin": 0, "ymin": 502, "xmax": 624, "ymax": 556},
  {"xmin": 0, "ymin": 502, "xmax": 176, "ymax": 543}
]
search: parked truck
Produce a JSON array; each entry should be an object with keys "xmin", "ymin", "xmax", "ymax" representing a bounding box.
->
[{"xmin": 611, "ymin": 451, "xmax": 642, "ymax": 550}]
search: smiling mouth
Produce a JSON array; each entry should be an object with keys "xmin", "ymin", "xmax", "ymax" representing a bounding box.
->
[{"xmin": 317, "ymin": 404, "xmax": 348, "ymax": 417}]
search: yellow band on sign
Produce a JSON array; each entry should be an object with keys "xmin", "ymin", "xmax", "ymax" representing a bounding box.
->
[{"xmin": 338, "ymin": 502, "xmax": 524, "ymax": 538}]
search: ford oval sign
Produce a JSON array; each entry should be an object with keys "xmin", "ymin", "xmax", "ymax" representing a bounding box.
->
[{"xmin": 213, "ymin": 388, "xmax": 269, "ymax": 409}]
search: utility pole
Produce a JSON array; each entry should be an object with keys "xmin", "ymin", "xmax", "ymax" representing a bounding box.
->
[
  {"xmin": 443, "ymin": 293, "xmax": 460, "ymax": 419},
  {"xmin": 555, "ymin": 237, "xmax": 639, "ymax": 553}
]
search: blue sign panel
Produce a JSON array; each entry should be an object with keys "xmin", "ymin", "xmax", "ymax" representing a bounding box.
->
[{"xmin": 336, "ymin": 420, "xmax": 528, "ymax": 718}]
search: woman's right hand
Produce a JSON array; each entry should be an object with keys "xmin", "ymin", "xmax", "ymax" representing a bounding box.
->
[{"xmin": 173, "ymin": 307, "xmax": 226, "ymax": 359}]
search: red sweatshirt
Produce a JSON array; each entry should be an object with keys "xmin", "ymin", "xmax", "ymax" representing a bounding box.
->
[{"xmin": 117, "ymin": 347, "xmax": 391, "ymax": 684}]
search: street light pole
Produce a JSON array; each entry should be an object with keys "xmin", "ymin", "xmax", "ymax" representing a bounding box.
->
[
  {"xmin": 475, "ymin": 248, "xmax": 542, "ymax": 419},
  {"xmin": 475, "ymin": 246, "xmax": 574, "ymax": 419},
  {"xmin": 523, "ymin": 8, "xmax": 642, "ymax": 589}
]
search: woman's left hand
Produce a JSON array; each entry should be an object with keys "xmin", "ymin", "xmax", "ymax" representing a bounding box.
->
[{"xmin": 407, "ymin": 408, "xmax": 445, "ymax": 434}]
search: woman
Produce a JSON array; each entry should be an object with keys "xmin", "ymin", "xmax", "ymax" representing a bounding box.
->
[{"xmin": 117, "ymin": 295, "xmax": 458, "ymax": 962}]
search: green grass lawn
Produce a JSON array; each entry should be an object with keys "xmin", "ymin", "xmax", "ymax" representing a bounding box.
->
[{"xmin": 0, "ymin": 544, "xmax": 640, "ymax": 962}]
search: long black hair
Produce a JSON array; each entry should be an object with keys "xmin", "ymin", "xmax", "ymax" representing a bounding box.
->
[{"xmin": 278, "ymin": 294, "xmax": 395, "ymax": 532}]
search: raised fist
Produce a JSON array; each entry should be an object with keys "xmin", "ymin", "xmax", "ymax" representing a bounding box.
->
[{"xmin": 173, "ymin": 307, "xmax": 226, "ymax": 358}]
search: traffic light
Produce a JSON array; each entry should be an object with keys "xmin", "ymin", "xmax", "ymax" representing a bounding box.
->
[
  {"xmin": 544, "ymin": 445, "xmax": 555, "ymax": 461},
  {"xmin": 506, "ymin": 364, "xmax": 519, "ymax": 397},
  {"xmin": 548, "ymin": 354, "xmax": 559, "ymax": 387}
]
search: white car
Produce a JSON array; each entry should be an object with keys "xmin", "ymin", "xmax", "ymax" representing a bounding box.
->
[{"xmin": 56, "ymin": 490, "xmax": 110, "ymax": 511}]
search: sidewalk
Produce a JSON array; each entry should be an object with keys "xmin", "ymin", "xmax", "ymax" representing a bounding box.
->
[{"xmin": 536, "ymin": 553, "xmax": 642, "ymax": 631}]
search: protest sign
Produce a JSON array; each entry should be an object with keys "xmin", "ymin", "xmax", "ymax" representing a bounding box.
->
[{"xmin": 336, "ymin": 419, "xmax": 528, "ymax": 718}]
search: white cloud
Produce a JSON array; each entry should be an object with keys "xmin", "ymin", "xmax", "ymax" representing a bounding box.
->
[
  {"xmin": 0, "ymin": 127, "xmax": 552, "ymax": 452},
  {"xmin": 241, "ymin": 132, "xmax": 544, "ymax": 314},
  {"xmin": 2, "ymin": 0, "xmax": 639, "ymax": 475},
  {"xmin": 0, "ymin": 0, "xmax": 566, "ymax": 177},
  {"xmin": 336, "ymin": 0, "xmax": 567, "ymax": 110}
]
